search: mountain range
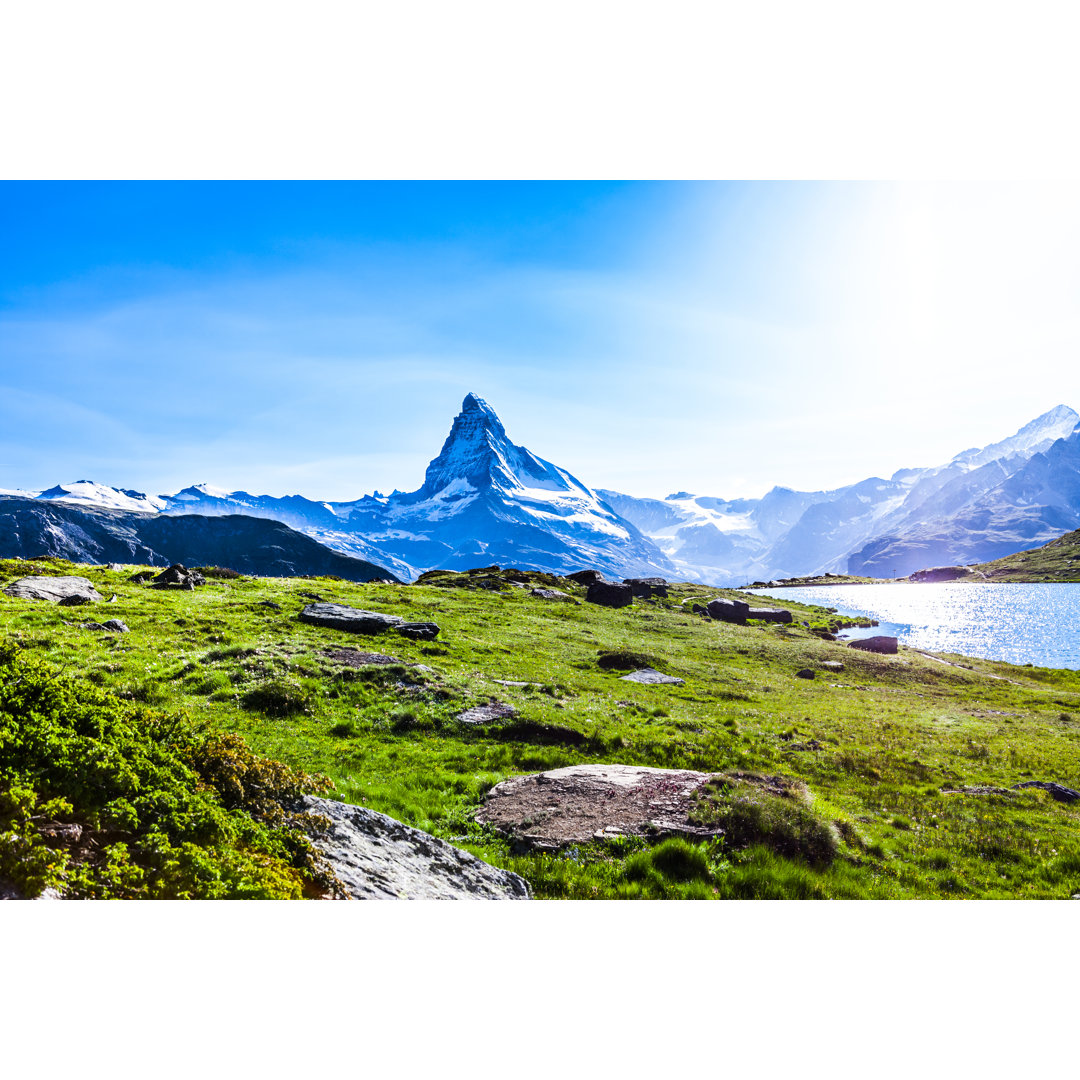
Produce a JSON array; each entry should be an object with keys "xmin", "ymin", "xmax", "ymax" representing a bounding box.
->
[{"xmin": 3, "ymin": 396, "xmax": 1079, "ymax": 585}]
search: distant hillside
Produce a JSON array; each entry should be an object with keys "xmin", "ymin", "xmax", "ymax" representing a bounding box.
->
[
  {"xmin": 0, "ymin": 496, "xmax": 399, "ymax": 582},
  {"xmin": 969, "ymin": 528, "xmax": 1080, "ymax": 582}
]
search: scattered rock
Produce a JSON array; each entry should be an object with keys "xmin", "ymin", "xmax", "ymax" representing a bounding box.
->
[
  {"xmin": 820, "ymin": 661, "xmax": 845, "ymax": 672},
  {"xmin": 707, "ymin": 598, "xmax": 749, "ymax": 624},
  {"xmin": 302, "ymin": 796, "xmax": 530, "ymax": 900},
  {"xmin": 586, "ymin": 581, "xmax": 633, "ymax": 608},
  {"xmin": 299, "ymin": 603, "xmax": 405, "ymax": 634},
  {"xmin": 396, "ymin": 621, "xmax": 440, "ymax": 641},
  {"xmin": 79, "ymin": 619, "xmax": 130, "ymax": 633},
  {"xmin": 691, "ymin": 603, "xmax": 709, "ymax": 615},
  {"xmin": 151, "ymin": 564, "xmax": 206, "ymax": 589},
  {"xmin": 257, "ymin": 599, "xmax": 283, "ymax": 611},
  {"xmin": 299, "ymin": 591, "xmax": 326, "ymax": 601},
  {"xmin": 530, "ymin": 587, "xmax": 578, "ymax": 604},
  {"xmin": 619, "ymin": 668, "xmax": 685, "ymax": 685},
  {"xmin": 324, "ymin": 648, "xmax": 400, "ymax": 666},
  {"xmin": 1012, "ymin": 780, "xmax": 1080, "ymax": 803},
  {"xmin": 623, "ymin": 577, "xmax": 669, "ymax": 598},
  {"xmin": 493, "ymin": 679, "xmax": 535, "ymax": 687},
  {"xmin": 456, "ymin": 702, "xmax": 518, "ymax": 725},
  {"xmin": 848, "ymin": 635, "xmax": 899, "ymax": 655},
  {"xmin": 795, "ymin": 668, "xmax": 816, "ymax": 679},
  {"xmin": 567, "ymin": 570, "xmax": 605, "ymax": 586},
  {"xmin": 2, "ymin": 576, "xmax": 104, "ymax": 604},
  {"xmin": 104, "ymin": 563, "xmax": 125, "ymax": 572}
]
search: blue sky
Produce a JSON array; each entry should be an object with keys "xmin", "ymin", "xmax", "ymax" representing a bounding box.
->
[{"xmin": 2, "ymin": 181, "xmax": 1078, "ymax": 501}]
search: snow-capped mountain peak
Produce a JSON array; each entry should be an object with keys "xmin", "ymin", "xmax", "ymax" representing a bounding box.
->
[
  {"xmin": 37, "ymin": 481, "xmax": 170, "ymax": 513},
  {"xmin": 949, "ymin": 404, "xmax": 1079, "ymax": 471},
  {"xmin": 408, "ymin": 393, "xmax": 585, "ymax": 502}
]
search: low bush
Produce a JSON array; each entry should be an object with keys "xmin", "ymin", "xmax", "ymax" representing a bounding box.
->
[{"xmin": 0, "ymin": 643, "xmax": 335, "ymax": 898}]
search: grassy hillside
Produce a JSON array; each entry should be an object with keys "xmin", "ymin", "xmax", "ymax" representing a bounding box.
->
[
  {"xmin": 3, "ymin": 556, "xmax": 1079, "ymax": 899},
  {"xmin": 970, "ymin": 528, "xmax": 1080, "ymax": 582}
]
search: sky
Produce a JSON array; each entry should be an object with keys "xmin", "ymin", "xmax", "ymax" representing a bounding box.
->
[{"xmin": 2, "ymin": 180, "xmax": 1079, "ymax": 502}]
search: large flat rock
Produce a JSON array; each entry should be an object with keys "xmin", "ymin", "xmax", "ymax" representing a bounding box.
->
[
  {"xmin": 3, "ymin": 576, "xmax": 103, "ymax": 604},
  {"xmin": 476, "ymin": 763, "xmax": 720, "ymax": 849},
  {"xmin": 304, "ymin": 796, "xmax": 530, "ymax": 899},
  {"xmin": 299, "ymin": 603, "xmax": 405, "ymax": 634}
]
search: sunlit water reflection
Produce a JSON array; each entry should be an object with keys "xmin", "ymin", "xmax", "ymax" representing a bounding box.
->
[{"xmin": 747, "ymin": 583, "xmax": 1080, "ymax": 670}]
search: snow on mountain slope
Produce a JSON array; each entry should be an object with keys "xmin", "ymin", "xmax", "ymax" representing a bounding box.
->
[
  {"xmin": 18, "ymin": 394, "xmax": 673, "ymax": 581},
  {"xmin": 367, "ymin": 394, "xmax": 673, "ymax": 578},
  {"xmin": 606, "ymin": 404, "xmax": 1080, "ymax": 584},
  {"xmin": 37, "ymin": 481, "xmax": 171, "ymax": 513}
]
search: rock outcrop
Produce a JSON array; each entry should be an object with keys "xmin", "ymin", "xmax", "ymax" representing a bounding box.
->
[
  {"xmin": 302, "ymin": 796, "xmax": 530, "ymax": 899},
  {"xmin": 2, "ymin": 576, "xmax": 103, "ymax": 603}
]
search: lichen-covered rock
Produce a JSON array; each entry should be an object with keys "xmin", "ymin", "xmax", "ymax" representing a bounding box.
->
[
  {"xmin": 3, "ymin": 576, "xmax": 103, "ymax": 604},
  {"xmin": 303, "ymin": 796, "xmax": 530, "ymax": 899}
]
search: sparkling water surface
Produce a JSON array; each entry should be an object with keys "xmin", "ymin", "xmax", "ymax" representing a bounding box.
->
[{"xmin": 747, "ymin": 583, "xmax": 1080, "ymax": 670}]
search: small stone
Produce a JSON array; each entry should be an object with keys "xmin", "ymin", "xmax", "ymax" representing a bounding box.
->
[
  {"xmin": 795, "ymin": 669, "xmax": 816, "ymax": 679},
  {"xmin": 456, "ymin": 702, "xmax": 518, "ymax": 725},
  {"xmin": 396, "ymin": 621, "xmax": 440, "ymax": 641}
]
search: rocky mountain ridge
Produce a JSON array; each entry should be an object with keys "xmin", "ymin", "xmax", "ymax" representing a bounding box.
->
[
  {"xmin": 603, "ymin": 404, "xmax": 1080, "ymax": 583},
  {"xmin": 8, "ymin": 399, "xmax": 1080, "ymax": 586}
]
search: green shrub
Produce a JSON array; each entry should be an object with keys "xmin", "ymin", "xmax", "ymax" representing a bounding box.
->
[
  {"xmin": 690, "ymin": 775, "xmax": 840, "ymax": 867},
  {"xmin": 0, "ymin": 643, "xmax": 335, "ymax": 898}
]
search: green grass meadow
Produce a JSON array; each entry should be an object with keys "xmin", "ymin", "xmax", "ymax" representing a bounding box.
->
[{"xmin": 3, "ymin": 557, "xmax": 1079, "ymax": 898}]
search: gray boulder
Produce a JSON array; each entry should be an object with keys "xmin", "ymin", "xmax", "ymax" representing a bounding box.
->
[
  {"xmin": 299, "ymin": 603, "xmax": 405, "ymax": 634},
  {"xmin": 623, "ymin": 577, "xmax": 669, "ymax": 598},
  {"xmin": 707, "ymin": 598, "xmax": 749, "ymax": 624},
  {"xmin": 586, "ymin": 581, "xmax": 633, "ymax": 608},
  {"xmin": 397, "ymin": 621, "xmax": 440, "ymax": 640},
  {"xmin": 795, "ymin": 668, "xmax": 816, "ymax": 679},
  {"xmin": 303, "ymin": 796, "xmax": 530, "ymax": 899},
  {"xmin": 567, "ymin": 570, "xmax": 606, "ymax": 586},
  {"xmin": 619, "ymin": 668, "xmax": 685, "ymax": 685},
  {"xmin": 3, "ymin": 576, "xmax": 103, "ymax": 604},
  {"xmin": 152, "ymin": 564, "xmax": 206, "ymax": 589},
  {"xmin": 848, "ymin": 635, "xmax": 899, "ymax": 654}
]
